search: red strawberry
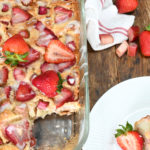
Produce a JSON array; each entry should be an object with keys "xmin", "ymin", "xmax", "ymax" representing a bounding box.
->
[
  {"xmin": 16, "ymin": 81, "xmax": 36, "ymax": 102},
  {"xmin": 54, "ymin": 6, "xmax": 73, "ymax": 23},
  {"xmin": 36, "ymin": 28, "xmax": 58, "ymax": 47},
  {"xmin": 21, "ymin": 0, "xmax": 32, "ymax": 6},
  {"xmin": 67, "ymin": 75, "xmax": 75, "ymax": 86},
  {"xmin": 116, "ymin": 0, "xmax": 138, "ymax": 14},
  {"xmin": 35, "ymin": 21, "xmax": 45, "ymax": 31},
  {"xmin": 99, "ymin": 34, "xmax": 114, "ymax": 45},
  {"xmin": 38, "ymin": 6, "xmax": 47, "ymax": 15},
  {"xmin": 2, "ymin": 4, "xmax": 9, "ymax": 12},
  {"xmin": 4, "ymin": 86, "xmax": 11, "ymax": 98},
  {"xmin": 13, "ymin": 68, "xmax": 25, "ymax": 81},
  {"xmin": 139, "ymin": 26, "xmax": 150, "ymax": 56},
  {"xmin": 18, "ymin": 48, "xmax": 40, "ymax": 66},
  {"xmin": 32, "ymin": 71, "xmax": 60, "ymax": 98},
  {"xmin": 128, "ymin": 26, "xmax": 140, "ymax": 42},
  {"xmin": 0, "ymin": 67, "xmax": 8, "ymax": 86},
  {"xmin": 19, "ymin": 30, "xmax": 30, "ymax": 38},
  {"xmin": 45, "ymin": 40, "xmax": 75, "ymax": 64},
  {"xmin": 5, "ymin": 120, "xmax": 30, "ymax": 148},
  {"xmin": 37, "ymin": 100, "xmax": 49, "ymax": 110},
  {"xmin": 115, "ymin": 122, "xmax": 144, "ymax": 150},
  {"xmin": 3, "ymin": 34, "xmax": 29, "ymax": 55},
  {"xmin": 128, "ymin": 42, "xmax": 138, "ymax": 57},
  {"xmin": 54, "ymin": 88, "xmax": 74, "ymax": 108},
  {"xmin": 41, "ymin": 61, "xmax": 75, "ymax": 73},
  {"xmin": 11, "ymin": 7, "xmax": 31, "ymax": 24}
]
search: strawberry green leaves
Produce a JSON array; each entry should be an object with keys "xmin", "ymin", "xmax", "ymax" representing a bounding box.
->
[
  {"xmin": 2, "ymin": 51, "xmax": 29, "ymax": 66},
  {"xmin": 146, "ymin": 25, "xmax": 150, "ymax": 31},
  {"xmin": 57, "ymin": 72, "xmax": 65, "ymax": 93},
  {"xmin": 115, "ymin": 122, "xmax": 133, "ymax": 138}
]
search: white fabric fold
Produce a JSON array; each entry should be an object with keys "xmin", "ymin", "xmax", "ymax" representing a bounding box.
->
[{"xmin": 85, "ymin": 0, "xmax": 135, "ymax": 51}]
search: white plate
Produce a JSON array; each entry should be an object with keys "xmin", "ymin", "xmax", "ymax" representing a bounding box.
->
[{"xmin": 83, "ymin": 77, "xmax": 150, "ymax": 150}]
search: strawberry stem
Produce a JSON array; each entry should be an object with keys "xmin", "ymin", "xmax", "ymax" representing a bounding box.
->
[
  {"xmin": 146, "ymin": 25, "xmax": 150, "ymax": 31},
  {"xmin": 2, "ymin": 51, "xmax": 28, "ymax": 66},
  {"xmin": 57, "ymin": 73, "xmax": 65, "ymax": 93},
  {"xmin": 115, "ymin": 122, "xmax": 133, "ymax": 138}
]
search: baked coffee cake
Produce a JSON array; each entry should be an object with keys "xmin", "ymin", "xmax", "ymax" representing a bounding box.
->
[{"xmin": 0, "ymin": 0, "xmax": 80, "ymax": 149}]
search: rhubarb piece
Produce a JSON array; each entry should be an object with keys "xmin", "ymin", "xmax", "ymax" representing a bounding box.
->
[
  {"xmin": 67, "ymin": 75, "xmax": 75, "ymax": 86},
  {"xmin": 116, "ymin": 41, "xmax": 129, "ymax": 57},
  {"xmin": 32, "ymin": 71, "xmax": 60, "ymax": 98},
  {"xmin": 54, "ymin": 88, "xmax": 74, "ymax": 108},
  {"xmin": 99, "ymin": 34, "xmax": 114, "ymax": 45},
  {"xmin": 5, "ymin": 120, "xmax": 30, "ymax": 148},
  {"xmin": 2, "ymin": 4, "xmax": 9, "ymax": 12},
  {"xmin": 13, "ymin": 68, "xmax": 25, "ymax": 81},
  {"xmin": 4, "ymin": 86, "xmax": 11, "ymax": 98},
  {"xmin": 37, "ymin": 100, "xmax": 49, "ymax": 110},
  {"xmin": 19, "ymin": 48, "xmax": 40, "ymax": 66},
  {"xmin": 19, "ymin": 30, "xmax": 30, "ymax": 38},
  {"xmin": 41, "ymin": 61, "xmax": 75, "ymax": 73},
  {"xmin": 66, "ymin": 41, "xmax": 76, "ymax": 51},
  {"xmin": 35, "ymin": 21, "xmax": 45, "ymax": 31},
  {"xmin": 38, "ymin": 6, "xmax": 47, "ymax": 15},
  {"xmin": 16, "ymin": 81, "xmax": 36, "ymax": 102},
  {"xmin": 128, "ymin": 42, "xmax": 138, "ymax": 57},
  {"xmin": 11, "ymin": 7, "xmax": 31, "ymax": 24},
  {"xmin": 54, "ymin": 6, "xmax": 73, "ymax": 23},
  {"xmin": 0, "ymin": 67, "xmax": 8, "ymax": 86},
  {"xmin": 45, "ymin": 40, "xmax": 75, "ymax": 64},
  {"xmin": 128, "ymin": 26, "xmax": 140, "ymax": 42}
]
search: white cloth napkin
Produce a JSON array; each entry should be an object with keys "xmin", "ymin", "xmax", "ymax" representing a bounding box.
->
[{"xmin": 85, "ymin": 0, "xmax": 135, "ymax": 51}]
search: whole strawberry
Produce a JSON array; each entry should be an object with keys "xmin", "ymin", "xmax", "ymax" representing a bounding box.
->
[
  {"xmin": 139, "ymin": 25, "xmax": 150, "ymax": 56},
  {"xmin": 115, "ymin": 122, "xmax": 144, "ymax": 150},
  {"xmin": 116, "ymin": 0, "xmax": 138, "ymax": 14}
]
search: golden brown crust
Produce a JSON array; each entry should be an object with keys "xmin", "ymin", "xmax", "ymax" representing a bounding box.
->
[{"xmin": 0, "ymin": 144, "xmax": 19, "ymax": 150}]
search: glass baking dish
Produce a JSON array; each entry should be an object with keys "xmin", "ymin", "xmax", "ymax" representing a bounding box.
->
[{"xmin": 32, "ymin": 0, "xmax": 90, "ymax": 150}]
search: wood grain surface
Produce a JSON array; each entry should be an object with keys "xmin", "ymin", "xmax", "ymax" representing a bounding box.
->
[{"xmin": 88, "ymin": 0, "xmax": 150, "ymax": 109}]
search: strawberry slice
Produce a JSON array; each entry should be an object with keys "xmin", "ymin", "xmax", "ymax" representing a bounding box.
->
[
  {"xmin": 54, "ymin": 6, "xmax": 73, "ymax": 23},
  {"xmin": 67, "ymin": 75, "xmax": 75, "ymax": 86},
  {"xmin": 11, "ymin": 7, "xmax": 31, "ymax": 24},
  {"xmin": 5, "ymin": 120, "xmax": 30, "ymax": 148},
  {"xmin": 128, "ymin": 26, "xmax": 140, "ymax": 42},
  {"xmin": 37, "ymin": 100, "xmax": 49, "ymax": 110},
  {"xmin": 19, "ymin": 30, "xmax": 30, "ymax": 38},
  {"xmin": 99, "ymin": 34, "xmax": 114, "ymax": 45},
  {"xmin": 16, "ymin": 81, "xmax": 36, "ymax": 102},
  {"xmin": 116, "ymin": 41, "xmax": 129, "ymax": 57},
  {"xmin": 115, "ymin": 122, "xmax": 144, "ymax": 150},
  {"xmin": 36, "ymin": 28, "xmax": 58, "ymax": 47},
  {"xmin": 32, "ymin": 71, "xmax": 60, "ymax": 98},
  {"xmin": 4, "ymin": 86, "xmax": 11, "ymax": 98},
  {"xmin": 38, "ymin": 6, "xmax": 47, "ymax": 15},
  {"xmin": 41, "ymin": 61, "xmax": 75, "ymax": 73},
  {"xmin": 128, "ymin": 42, "xmax": 138, "ymax": 57},
  {"xmin": 0, "ymin": 67, "xmax": 8, "ymax": 86},
  {"xmin": 13, "ymin": 68, "xmax": 25, "ymax": 81},
  {"xmin": 2, "ymin": 4, "xmax": 9, "ymax": 12},
  {"xmin": 54, "ymin": 88, "xmax": 74, "ymax": 108},
  {"xmin": 66, "ymin": 41, "xmax": 76, "ymax": 51},
  {"xmin": 21, "ymin": 0, "xmax": 32, "ymax": 6},
  {"xmin": 35, "ymin": 21, "xmax": 45, "ymax": 31},
  {"xmin": 45, "ymin": 40, "xmax": 75, "ymax": 64},
  {"xmin": 18, "ymin": 48, "xmax": 40, "ymax": 67},
  {"xmin": 3, "ymin": 34, "xmax": 29, "ymax": 55}
]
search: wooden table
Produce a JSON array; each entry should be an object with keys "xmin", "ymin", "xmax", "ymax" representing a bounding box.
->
[{"xmin": 88, "ymin": 0, "xmax": 150, "ymax": 109}]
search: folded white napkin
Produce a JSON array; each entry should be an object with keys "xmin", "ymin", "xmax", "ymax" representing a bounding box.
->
[{"xmin": 85, "ymin": 0, "xmax": 135, "ymax": 51}]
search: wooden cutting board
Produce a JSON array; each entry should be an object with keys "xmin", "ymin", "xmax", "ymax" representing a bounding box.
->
[{"xmin": 88, "ymin": 0, "xmax": 150, "ymax": 109}]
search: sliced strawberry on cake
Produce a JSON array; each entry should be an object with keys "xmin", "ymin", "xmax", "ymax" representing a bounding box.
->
[
  {"xmin": 32, "ymin": 70, "xmax": 63, "ymax": 98},
  {"xmin": 2, "ymin": 34, "xmax": 29, "ymax": 66},
  {"xmin": 45, "ymin": 40, "xmax": 75, "ymax": 64},
  {"xmin": 0, "ymin": 67, "xmax": 8, "ymax": 86},
  {"xmin": 11, "ymin": 7, "xmax": 31, "ymax": 24}
]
